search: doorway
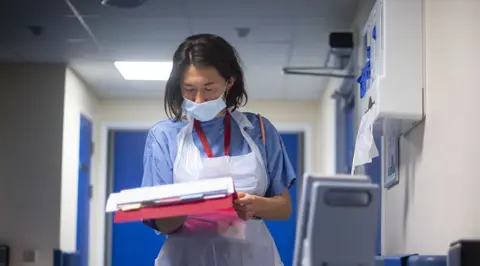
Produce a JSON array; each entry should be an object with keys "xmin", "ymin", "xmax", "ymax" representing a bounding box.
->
[{"xmin": 264, "ymin": 132, "xmax": 302, "ymax": 266}]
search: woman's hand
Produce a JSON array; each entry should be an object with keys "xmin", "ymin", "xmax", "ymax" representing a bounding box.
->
[
  {"xmin": 234, "ymin": 189, "xmax": 292, "ymax": 221},
  {"xmin": 234, "ymin": 192, "xmax": 263, "ymax": 221}
]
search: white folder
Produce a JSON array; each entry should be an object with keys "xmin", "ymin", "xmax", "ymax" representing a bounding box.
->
[{"xmin": 105, "ymin": 177, "xmax": 235, "ymax": 212}]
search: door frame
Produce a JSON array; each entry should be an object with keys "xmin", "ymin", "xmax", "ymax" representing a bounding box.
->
[
  {"xmin": 77, "ymin": 114, "xmax": 93, "ymax": 266},
  {"xmin": 91, "ymin": 120, "xmax": 313, "ymax": 266}
]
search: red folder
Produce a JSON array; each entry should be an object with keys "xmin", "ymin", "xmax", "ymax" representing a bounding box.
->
[{"xmin": 114, "ymin": 194, "xmax": 237, "ymax": 223}]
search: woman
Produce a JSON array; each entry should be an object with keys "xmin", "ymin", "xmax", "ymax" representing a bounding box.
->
[{"xmin": 141, "ymin": 34, "xmax": 296, "ymax": 266}]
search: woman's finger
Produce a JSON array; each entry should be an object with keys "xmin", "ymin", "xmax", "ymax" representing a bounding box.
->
[
  {"xmin": 234, "ymin": 196, "xmax": 253, "ymax": 204},
  {"xmin": 233, "ymin": 204, "xmax": 249, "ymax": 212},
  {"xmin": 236, "ymin": 192, "xmax": 248, "ymax": 198}
]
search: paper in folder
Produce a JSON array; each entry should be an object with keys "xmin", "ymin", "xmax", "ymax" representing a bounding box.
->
[{"xmin": 105, "ymin": 177, "xmax": 237, "ymax": 223}]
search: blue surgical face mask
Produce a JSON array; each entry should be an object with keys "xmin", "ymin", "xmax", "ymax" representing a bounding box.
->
[{"xmin": 182, "ymin": 93, "xmax": 227, "ymax": 122}]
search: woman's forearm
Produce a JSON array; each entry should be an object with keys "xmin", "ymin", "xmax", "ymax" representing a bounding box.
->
[
  {"xmin": 154, "ymin": 216, "xmax": 185, "ymax": 234},
  {"xmin": 255, "ymin": 190, "xmax": 292, "ymax": 220}
]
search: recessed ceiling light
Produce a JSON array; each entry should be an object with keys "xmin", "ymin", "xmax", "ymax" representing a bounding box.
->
[{"xmin": 114, "ymin": 61, "xmax": 173, "ymax": 81}]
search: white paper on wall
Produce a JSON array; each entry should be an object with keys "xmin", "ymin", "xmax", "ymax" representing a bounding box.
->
[{"xmin": 351, "ymin": 104, "xmax": 379, "ymax": 175}]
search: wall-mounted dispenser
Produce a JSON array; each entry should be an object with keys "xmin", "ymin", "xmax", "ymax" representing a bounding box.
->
[
  {"xmin": 352, "ymin": 0, "xmax": 424, "ymax": 187},
  {"xmin": 358, "ymin": 0, "xmax": 424, "ymax": 136}
]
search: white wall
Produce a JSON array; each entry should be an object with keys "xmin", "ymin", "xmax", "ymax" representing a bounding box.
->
[
  {"xmin": 89, "ymin": 99, "xmax": 321, "ymax": 266},
  {"xmin": 314, "ymin": 55, "xmax": 356, "ymax": 175},
  {"xmin": 0, "ymin": 64, "xmax": 99, "ymax": 266},
  {"xmin": 0, "ymin": 63, "xmax": 66, "ymax": 266},
  {"xmin": 60, "ymin": 68, "xmax": 99, "ymax": 253},
  {"xmin": 316, "ymin": 81, "xmax": 337, "ymax": 175},
  {"xmin": 353, "ymin": 0, "xmax": 480, "ymax": 255}
]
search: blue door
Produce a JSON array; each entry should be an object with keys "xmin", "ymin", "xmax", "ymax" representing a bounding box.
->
[
  {"xmin": 264, "ymin": 133, "xmax": 299, "ymax": 266},
  {"xmin": 111, "ymin": 131, "xmax": 166, "ymax": 266},
  {"xmin": 110, "ymin": 130, "xmax": 300, "ymax": 266},
  {"xmin": 77, "ymin": 115, "xmax": 92, "ymax": 266},
  {"xmin": 345, "ymin": 104, "xmax": 354, "ymax": 173}
]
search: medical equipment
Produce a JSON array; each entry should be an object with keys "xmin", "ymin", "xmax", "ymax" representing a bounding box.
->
[
  {"xmin": 0, "ymin": 245, "xmax": 9, "ymax": 266},
  {"xmin": 370, "ymin": 240, "xmax": 480, "ymax": 266},
  {"xmin": 448, "ymin": 240, "xmax": 480, "ymax": 266},
  {"xmin": 293, "ymin": 174, "xmax": 380, "ymax": 266},
  {"xmin": 358, "ymin": 0, "xmax": 424, "ymax": 135},
  {"xmin": 292, "ymin": 174, "xmax": 473, "ymax": 266},
  {"xmin": 353, "ymin": 0, "xmax": 424, "ymax": 186},
  {"xmin": 376, "ymin": 255, "xmax": 446, "ymax": 266}
]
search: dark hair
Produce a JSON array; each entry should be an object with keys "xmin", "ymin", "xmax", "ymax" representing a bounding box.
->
[{"xmin": 164, "ymin": 34, "xmax": 248, "ymax": 121}]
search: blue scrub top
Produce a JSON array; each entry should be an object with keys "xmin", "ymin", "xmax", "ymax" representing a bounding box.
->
[{"xmin": 141, "ymin": 111, "xmax": 297, "ymax": 197}]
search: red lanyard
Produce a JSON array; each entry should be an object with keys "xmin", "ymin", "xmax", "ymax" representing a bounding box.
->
[{"xmin": 193, "ymin": 111, "xmax": 231, "ymax": 158}]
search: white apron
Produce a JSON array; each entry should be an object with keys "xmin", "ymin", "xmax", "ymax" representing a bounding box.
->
[{"xmin": 154, "ymin": 110, "xmax": 283, "ymax": 266}]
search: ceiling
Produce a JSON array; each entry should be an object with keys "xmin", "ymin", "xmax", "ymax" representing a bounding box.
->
[{"xmin": 0, "ymin": 0, "xmax": 359, "ymax": 100}]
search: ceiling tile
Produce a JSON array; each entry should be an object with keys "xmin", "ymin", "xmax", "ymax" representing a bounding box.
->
[
  {"xmin": 237, "ymin": 25, "xmax": 293, "ymax": 44},
  {"xmin": 293, "ymin": 25, "xmax": 330, "ymax": 43},
  {"xmin": 85, "ymin": 17, "xmax": 191, "ymax": 43},
  {"xmin": 236, "ymin": 43, "xmax": 290, "ymax": 66},
  {"xmin": 283, "ymin": 75, "xmax": 329, "ymax": 99},
  {"xmin": 189, "ymin": 18, "xmax": 294, "ymax": 43},
  {"xmin": 298, "ymin": 0, "xmax": 359, "ymax": 18},
  {"xmin": 288, "ymin": 42, "xmax": 330, "ymax": 66},
  {"xmin": 245, "ymin": 67, "xmax": 286, "ymax": 95},
  {"xmin": 187, "ymin": 0, "xmax": 321, "ymax": 19},
  {"xmin": 1, "ymin": 17, "xmax": 91, "ymax": 42},
  {"xmin": 190, "ymin": 18, "xmax": 293, "ymax": 28},
  {"xmin": 97, "ymin": 41, "xmax": 179, "ymax": 61},
  {"xmin": 294, "ymin": 17, "xmax": 328, "ymax": 27},
  {"xmin": 69, "ymin": 0, "xmax": 189, "ymax": 18},
  {"xmin": 0, "ymin": 44, "xmax": 23, "ymax": 62},
  {"xmin": 0, "ymin": 0, "xmax": 72, "ymax": 21},
  {"xmin": 186, "ymin": 0, "xmax": 357, "ymax": 20},
  {"xmin": 292, "ymin": 16, "xmax": 353, "ymax": 44},
  {"xmin": 9, "ymin": 40, "xmax": 99, "ymax": 62}
]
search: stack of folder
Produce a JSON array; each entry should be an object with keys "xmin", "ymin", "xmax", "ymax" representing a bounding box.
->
[{"xmin": 105, "ymin": 177, "xmax": 238, "ymax": 223}]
